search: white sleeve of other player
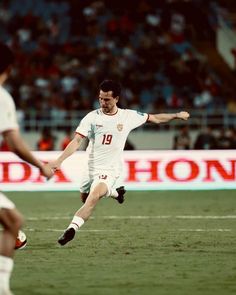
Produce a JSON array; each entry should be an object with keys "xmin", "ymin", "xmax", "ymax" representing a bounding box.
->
[
  {"xmin": 75, "ymin": 111, "xmax": 94, "ymax": 137},
  {"xmin": 0, "ymin": 89, "xmax": 19, "ymax": 133},
  {"xmin": 126, "ymin": 110, "xmax": 149, "ymax": 130}
]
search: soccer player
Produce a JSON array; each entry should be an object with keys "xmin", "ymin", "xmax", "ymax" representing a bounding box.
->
[
  {"xmin": 49, "ymin": 80, "xmax": 190, "ymax": 246},
  {"xmin": 0, "ymin": 43, "xmax": 53, "ymax": 295}
]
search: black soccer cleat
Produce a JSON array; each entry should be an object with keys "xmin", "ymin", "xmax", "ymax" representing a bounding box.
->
[
  {"xmin": 115, "ymin": 186, "xmax": 126, "ymax": 204},
  {"xmin": 58, "ymin": 228, "xmax": 75, "ymax": 246}
]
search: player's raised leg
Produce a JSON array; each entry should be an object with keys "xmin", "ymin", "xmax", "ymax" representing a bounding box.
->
[
  {"xmin": 110, "ymin": 174, "xmax": 126, "ymax": 204},
  {"xmin": 111, "ymin": 186, "xmax": 126, "ymax": 204},
  {"xmin": 81, "ymin": 186, "xmax": 126, "ymax": 204}
]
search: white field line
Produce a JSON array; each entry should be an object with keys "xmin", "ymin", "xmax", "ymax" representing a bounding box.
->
[
  {"xmin": 26, "ymin": 228, "xmax": 119, "ymax": 232},
  {"xmin": 26, "ymin": 215, "xmax": 235, "ymax": 233},
  {"xmin": 26, "ymin": 215, "xmax": 236, "ymax": 221},
  {"xmin": 178, "ymin": 229, "xmax": 231, "ymax": 232},
  {"xmin": 176, "ymin": 215, "xmax": 236, "ymax": 219},
  {"xmin": 25, "ymin": 228, "xmax": 232, "ymax": 233}
]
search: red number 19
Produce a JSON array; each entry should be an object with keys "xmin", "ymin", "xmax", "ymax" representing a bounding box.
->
[{"xmin": 102, "ymin": 134, "xmax": 113, "ymax": 145}]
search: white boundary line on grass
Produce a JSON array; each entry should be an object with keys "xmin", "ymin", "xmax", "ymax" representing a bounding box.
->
[
  {"xmin": 26, "ymin": 215, "xmax": 236, "ymax": 221},
  {"xmin": 25, "ymin": 228, "xmax": 232, "ymax": 233},
  {"xmin": 178, "ymin": 228, "xmax": 231, "ymax": 232},
  {"xmin": 26, "ymin": 228, "xmax": 119, "ymax": 232},
  {"xmin": 25, "ymin": 215, "xmax": 235, "ymax": 233}
]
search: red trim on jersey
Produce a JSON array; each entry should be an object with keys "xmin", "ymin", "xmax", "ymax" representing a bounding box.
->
[{"xmin": 75, "ymin": 132, "xmax": 86, "ymax": 138}]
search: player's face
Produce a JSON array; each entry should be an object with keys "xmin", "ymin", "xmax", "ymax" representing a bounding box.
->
[{"xmin": 99, "ymin": 90, "xmax": 118, "ymax": 114}]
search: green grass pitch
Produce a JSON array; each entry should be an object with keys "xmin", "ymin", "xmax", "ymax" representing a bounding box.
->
[{"xmin": 5, "ymin": 190, "xmax": 236, "ymax": 295}]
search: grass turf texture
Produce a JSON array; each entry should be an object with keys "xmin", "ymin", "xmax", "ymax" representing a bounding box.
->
[{"xmin": 5, "ymin": 191, "xmax": 236, "ymax": 295}]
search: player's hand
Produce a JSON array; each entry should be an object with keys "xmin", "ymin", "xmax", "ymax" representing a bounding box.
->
[
  {"xmin": 40, "ymin": 163, "xmax": 54, "ymax": 179},
  {"xmin": 48, "ymin": 160, "xmax": 61, "ymax": 172},
  {"xmin": 176, "ymin": 111, "xmax": 190, "ymax": 121}
]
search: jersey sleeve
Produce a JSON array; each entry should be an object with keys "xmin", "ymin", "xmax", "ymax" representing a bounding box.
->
[
  {"xmin": 0, "ymin": 92, "xmax": 19, "ymax": 133},
  {"xmin": 126, "ymin": 110, "xmax": 149, "ymax": 130},
  {"xmin": 75, "ymin": 112, "xmax": 94, "ymax": 137}
]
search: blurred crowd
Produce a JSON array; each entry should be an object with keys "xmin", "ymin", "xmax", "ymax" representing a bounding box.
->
[
  {"xmin": 173, "ymin": 125, "xmax": 236, "ymax": 150},
  {"xmin": 0, "ymin": 0, "xmax": 235, "ymax": 122},
  {"xmin": 1, "ymin": 124, "xmax": 236, "ymax": 151},
  {"xmin": 1, "ymin": 0, "xmax": 236, "ymax": 152}
]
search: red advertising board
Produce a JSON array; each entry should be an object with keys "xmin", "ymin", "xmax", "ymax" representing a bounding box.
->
[{"xmin": 0, "ymin": 151, "xmax": 236, "ymax": 191}]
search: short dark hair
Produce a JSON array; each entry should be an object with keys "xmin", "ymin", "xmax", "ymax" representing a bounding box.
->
[
  {"xmin": 99, "ymin": 80, "xmax": 121, "ymax": 97},
  {"xmin": 0, "ymin": 43, "xmax": 14, "ymax": 74}
]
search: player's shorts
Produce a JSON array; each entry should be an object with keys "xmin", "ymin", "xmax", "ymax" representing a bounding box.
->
[
  {"xmin": 0, "ymin": 192, "xmax": 15, "ymax": 209},
  {"xmin": 79, "ymin": 170, "xmax": 123, "ymax": 197}
]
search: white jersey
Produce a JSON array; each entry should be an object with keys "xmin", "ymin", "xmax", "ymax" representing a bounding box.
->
[
  {"xmin": 76, "ymin": 108, "xmax": 148, "ymax": 175},
  {"xmin": 0, "ymin": 85, "xmax": 18, "ymax": 209},
  {"xmin": 0, "ymin": 85, "xmax": 19, "ymax": 133}
]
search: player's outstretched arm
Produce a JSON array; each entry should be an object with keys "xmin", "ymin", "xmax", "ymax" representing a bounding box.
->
[
  {"xmin": 49, "ymin": 133, "xmax": 84, "ymax": 171},
  {"xmin": 148, "ymin": 111, "xmax": 190, "ymax": 124},
  {"xmin": 3, "ymin": 129, "xmax": 53, "ymax": 179}
]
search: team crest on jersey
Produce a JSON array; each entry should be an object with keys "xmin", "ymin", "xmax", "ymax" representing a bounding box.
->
[{"xmin": 117, "ymin": 124, "xmax": 123, "ymax": 131}]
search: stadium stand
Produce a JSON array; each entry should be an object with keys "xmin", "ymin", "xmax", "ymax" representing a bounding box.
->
[{"xmin": 0, "ymin": 0, "xmax": 236, "ymax": 148}]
